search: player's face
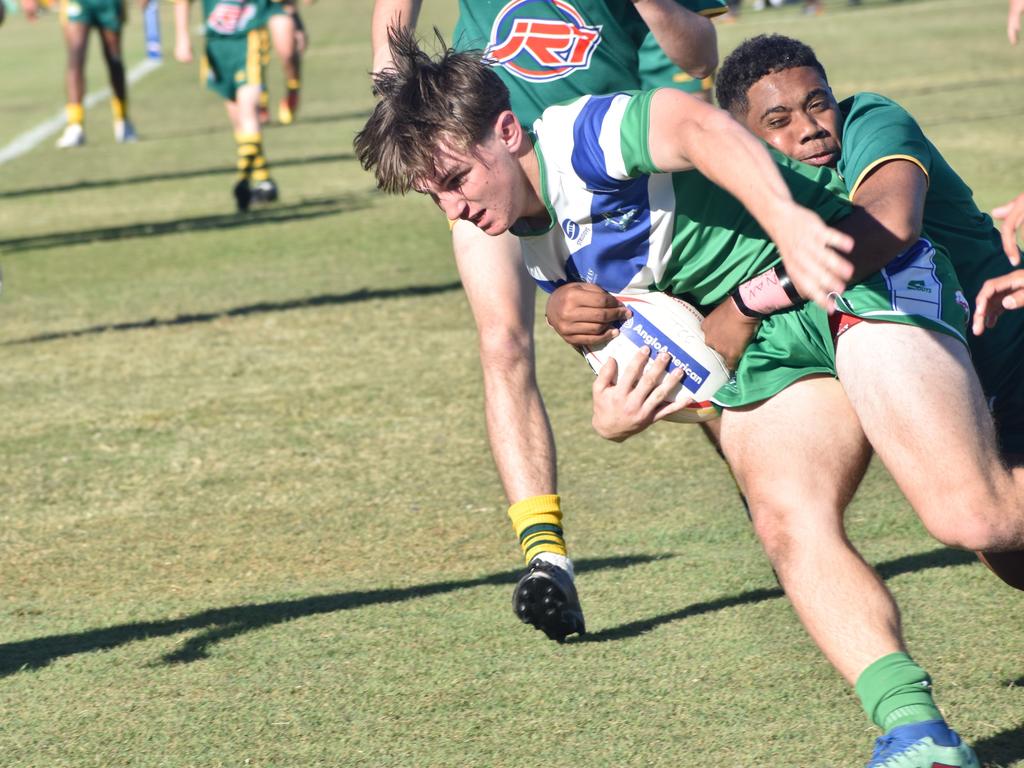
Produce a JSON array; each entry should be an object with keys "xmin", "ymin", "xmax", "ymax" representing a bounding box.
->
[
  {"xmin": 742, "ymin": 67, "xmax": 842, "ymax": 168},
  {"xmin": 417, "ymin": 132, "xmax": 524, "ymax": 236}
]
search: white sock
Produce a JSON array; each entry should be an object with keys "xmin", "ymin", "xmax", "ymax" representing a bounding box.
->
[{"xmin": 532, "ymin": 552, "xmax": 574, "ymax": 580}]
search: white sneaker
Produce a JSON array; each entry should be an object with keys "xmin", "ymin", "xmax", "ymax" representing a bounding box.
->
[
  {"xmin": 114, "ymin": 119, "xmax": 138, "ymax": 143},
  {"xmin": 55, "ymin": 123, "xmax": 85, "ymax": 149}
]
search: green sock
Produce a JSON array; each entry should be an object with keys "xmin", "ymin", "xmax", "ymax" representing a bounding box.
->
[{"xmin": 855, "ymin": 652, "xmax": 944, "ymax": 732}]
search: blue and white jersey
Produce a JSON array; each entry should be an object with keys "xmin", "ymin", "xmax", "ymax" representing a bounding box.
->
[{"xmin": 512, "ymin": 91, "xmax": 852, "ymax": 306}]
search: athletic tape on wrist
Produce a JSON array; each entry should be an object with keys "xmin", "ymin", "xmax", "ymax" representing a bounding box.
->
[{"xmin": 732, "ymin": 264, "xmax": 803, "ymax": 318}]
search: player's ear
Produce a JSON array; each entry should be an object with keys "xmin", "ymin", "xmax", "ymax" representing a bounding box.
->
[{"xmin": 496, "ymin": 110, "xmax": 524, "ymax": 152}]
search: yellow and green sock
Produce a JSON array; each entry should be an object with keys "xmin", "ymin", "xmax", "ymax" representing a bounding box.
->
[{"xmin": 508, "ymin": 494, "xmax": 567, "ymax": 565}]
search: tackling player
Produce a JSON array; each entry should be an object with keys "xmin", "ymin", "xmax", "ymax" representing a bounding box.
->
[
  {"xmin": 175, "ymin": 0, "xmax": 280, "ymax": 211},
  {"xmin": 370, "ymin": 0, "xmax": 728, "ymax": 644},
  {"xmin": 355, "ymin": 30, "xmax": 1024, "ymax": 767},
  {"xmin": 549, "ymin": 34, "xmax": 1024, "ymax": 767}
]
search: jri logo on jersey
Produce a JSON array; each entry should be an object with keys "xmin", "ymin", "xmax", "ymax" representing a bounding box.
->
[{"xmin": 484, "ymin": 0, "xmax": 603, "ymax": 83}]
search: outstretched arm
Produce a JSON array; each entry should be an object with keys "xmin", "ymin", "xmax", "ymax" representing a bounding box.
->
[
  {"xmin": 648, "ymin": 89, "xmax": 854, "ymax": 308},
  {"xmin": 371, "ymin": 0, "xmax": 422, "ymax": 74},
  {"xmin": 631, "ymin": 0, "xmax": 718, "ymax": 79}
]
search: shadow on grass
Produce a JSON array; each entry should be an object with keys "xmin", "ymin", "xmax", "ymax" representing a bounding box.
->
[
  {"xmin": 0, "ymin": 194, "xmax": 364, "ymax": 254},
  {"xmin": 2, "ymin": 280, "xmax": 463, "ymax": 345},
  {"xmin": 974, "ymin": 722, "xmax": 1024, "ymax": 768},
  {"xmin": 573, "ymin": 546, "xmax": 978, "ymax": 644},
  {"xmin": 0, "ymin": 152, "xmax": 355, "ymax": 201},
  {"xmin": 0, "ymin": 554, "xmax": 663, "ymax": 676}
]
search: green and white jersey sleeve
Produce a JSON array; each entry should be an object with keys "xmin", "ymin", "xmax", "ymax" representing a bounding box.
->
[{"xmin": 515, "ymin": 91, "xmax": 851, "ymax": 307}]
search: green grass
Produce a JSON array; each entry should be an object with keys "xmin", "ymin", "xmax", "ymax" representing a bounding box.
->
[{"xmin": 1, "ymin": 0, "xmax": 1023, "ymax": 766}]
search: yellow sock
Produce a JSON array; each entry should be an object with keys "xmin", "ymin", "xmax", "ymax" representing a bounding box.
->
[
  {"xmin": 508, "ymin": 494, "xmax": 567, "ymax": 565},
  {"xmin": 286, "ymin": 77, "xmax": 300, "ymax": 93},
  {"xmin": 110, "ymin": 96, "xmax": 126, "ymax": 121},
  {"xmin": 259, "ymin": 89, "xmax": 269, "ymax": 110},
  {"xmin": 66, "ymin": 103, "xmax": 84, "ymax": 126}
]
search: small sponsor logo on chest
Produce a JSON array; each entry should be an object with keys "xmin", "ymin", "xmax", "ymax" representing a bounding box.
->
[{"xmin": 561, "ymin": 218, "xmax": 591, "ymax": 251}]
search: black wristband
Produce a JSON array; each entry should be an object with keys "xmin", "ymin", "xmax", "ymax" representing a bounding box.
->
[
  {"xmin": 730, "ymin": 288, "xmax": 766, "ymax": 320},
  {"xmin": 773, "ymin": 263, "xmax": 804, "ymax": 305}
]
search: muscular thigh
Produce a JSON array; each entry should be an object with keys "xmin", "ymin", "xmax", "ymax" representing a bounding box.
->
[
  {"xmin": 721, "ymin": 375, "xmax": 871, "ymax": 535},
  {"xmin": 835, "ymin": 321, "xmax": 1009, "ymax": 518}
]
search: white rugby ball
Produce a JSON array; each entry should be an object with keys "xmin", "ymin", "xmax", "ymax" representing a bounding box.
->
[{"xmin": 580, "ymin": 291, "xmax": 731, "ymax": 423}]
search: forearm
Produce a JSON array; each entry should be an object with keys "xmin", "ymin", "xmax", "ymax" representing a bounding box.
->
[
  {"xmin": 828, "ymin": 206, "xmax": 913, "ymax": 282},
  {"xmin": 480, "ymin": 354, "xmax": 558, "ymax": 503},
  {"xmin": 371, "ymin": 0, "xmax": 421, "ymax": 73},
  {"xmin": 631, "ymin": 0, "xmax": 717, "ymax": 78},
  {"xmin": 674, "ymin": 104, "xmax": 798, "ymax": 243}
]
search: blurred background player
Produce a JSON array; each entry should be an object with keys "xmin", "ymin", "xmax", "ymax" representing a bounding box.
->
[
  {"xmin": 370, "ymin": 0, "xmax": 726, "ymax": 643},
  {"xmin": 176, "ymin": 0, "xmax": 280, "ymax": 211},
  {"xmin": 261, "ymin": 0, "xmax": 304, "ymax": 125},
  {"xmin": 20, "ymin": 0, "xmax": 138, "ymax": 147}
]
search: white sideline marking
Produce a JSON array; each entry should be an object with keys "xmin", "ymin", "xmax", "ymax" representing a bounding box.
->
[{"xmin": 0, "ymin": 57, "xmax": 162, "ymax": 166}]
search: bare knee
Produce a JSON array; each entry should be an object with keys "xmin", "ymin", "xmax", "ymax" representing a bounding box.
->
[
  {"xmin": 919, "ymin": 507, "xmax": 1007, "ymax": 551},
  {"xmin": 747, "ymin": 495, "xmax": 849, "ymax": 574},
  {"xmin": 477, "ymin": 324, "xmax": 534, "ymax": 377}
]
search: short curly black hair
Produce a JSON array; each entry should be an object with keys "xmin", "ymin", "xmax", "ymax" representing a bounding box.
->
[{"xmin": 715, "ymin": 34, "xmax": 828, "ymax": 117}]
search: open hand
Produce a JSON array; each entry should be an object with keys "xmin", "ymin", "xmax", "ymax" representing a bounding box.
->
[
  {"xmin": 771, "ymin": 204, "xmax": 853, "ymax": 310},
  {"xmin": 992, "ymin": 193, "xmax": 1024, "ymax": 266},
  {"xmin": 591, "ymin": 346, "xmax": 688, "ymax": 442},
  {"xmin": 973, "ymin": 270, "xmax": 1024, "ymax": 334}
]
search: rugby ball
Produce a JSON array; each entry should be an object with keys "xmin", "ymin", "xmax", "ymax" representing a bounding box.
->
[{"xmin": 580, "ymin": 291, "xmax": 731, "ymax": 423}]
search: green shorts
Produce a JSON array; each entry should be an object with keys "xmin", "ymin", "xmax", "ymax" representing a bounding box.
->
[
  {"xmin": 62, "ymin": 0, "xmax": 123, "ymax": 31},
  {"xmin": 713, "ymin": 239, "xmax": 970, "ymax": 408},
  {"xmin": 266, "ymin": 0, "xmax": 290, "ymax": 17},
  {"xmin": 204, "ymin": 29, "xmax": 265, "ymax": 101},
  {"xmin": 637, "ymin": 33, "xmax": 713, "ymax": 95}
]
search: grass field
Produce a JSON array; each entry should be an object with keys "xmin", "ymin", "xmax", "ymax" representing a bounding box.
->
[{"xmin": 1, "ymin": 0, "xmax": 1023, "ymax": 766}]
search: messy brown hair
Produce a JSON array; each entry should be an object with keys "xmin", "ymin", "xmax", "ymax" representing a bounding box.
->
[{"xmin": 355, "ymin": 27, "xmax": 512, "ymax": 194}]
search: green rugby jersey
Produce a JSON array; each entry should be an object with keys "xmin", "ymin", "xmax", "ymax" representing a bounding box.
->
[
  {"xmin": 515, "ymin": 90, "xmax": 851, "ymax": 306},
  {"xmin": 453, "ymin": 0, "xmax": 726, "ymax": 126},
  {"xmin": 837, "ymin": 91, "xmax": 1024, "ymax": 391}
]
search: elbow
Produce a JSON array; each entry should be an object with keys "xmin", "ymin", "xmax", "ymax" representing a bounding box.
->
[
  {"xmin": 678, "ymin": 38, "xmax": 718, "ymax": 80},
  {"xmin": 890, "ymin": 219, "xmax": 924, "ymax": 252},
  {"xmin": 686, "ymin": 60, "xmax": 717, "ymax": 81}
]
